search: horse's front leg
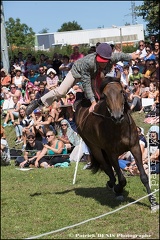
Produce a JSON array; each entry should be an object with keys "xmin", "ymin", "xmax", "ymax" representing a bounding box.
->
[
  {"xmin": 131, "ymin": 144, "xmax": 159, "ymax": 211},
  {"xmin": 111, "ymin": 158, "xmax": 127, "ymax": 199}
]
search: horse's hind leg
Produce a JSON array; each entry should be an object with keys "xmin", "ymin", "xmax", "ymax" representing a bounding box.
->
[
  {"xmin": 131, "ymin": 145, "xmax": 159, "ymax": 210},
  {"xmin": 89, "ymin": 146, "xmax": 116, "ymax": 189}
]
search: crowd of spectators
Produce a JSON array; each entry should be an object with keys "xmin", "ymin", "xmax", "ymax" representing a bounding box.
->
[{"xmin": 1, "ymin": 40, "xmax": 159, "ymax": 174}]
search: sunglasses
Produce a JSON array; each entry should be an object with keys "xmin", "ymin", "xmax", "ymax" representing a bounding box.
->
[
  {"xmin": 146, "ymin": 49, "xmax": 150, "ymax": 52},
  {"xmin": 133, "ymin": 83, "xmax": 138, "ymax": 85},
  {"xmin": 46, "ymin": 135, "xmax": 53, "ymax": 138},
  {"xmin": 27, "ymin": 136, "xmax": 35, "ymax": 139},
  {"xmin": 139, "ymin": 45, "xmax": 144, "ymax": 46},
  {"xmin": 61, "ymin": 124, "xmax": 67, "ymax": 126},
  {"xmin": 149, "ymin": 63, "xmax": 154, "ymax": 66}
]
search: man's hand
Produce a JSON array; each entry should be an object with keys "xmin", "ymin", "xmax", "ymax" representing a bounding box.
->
[
  {"xmin": 35, "ymin": 161, "xmax": 39, "ymax": 168},
  {"xmin": 20, "ymin": 160, "xmax": 27, "ymax": 168},
  {"xmin": 89, "ymin": 101, "xmax": 97, "ymax": 113}
]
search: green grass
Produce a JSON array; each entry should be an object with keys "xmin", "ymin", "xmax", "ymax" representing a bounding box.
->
[{"xmin": 1, "ymin": 112, "xmax": 159, "ymax": 239}]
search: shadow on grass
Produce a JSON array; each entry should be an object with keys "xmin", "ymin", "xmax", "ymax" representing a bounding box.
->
[{"xmin": 29, "ymin": 186, "xmax": 150, "ymax": 209}]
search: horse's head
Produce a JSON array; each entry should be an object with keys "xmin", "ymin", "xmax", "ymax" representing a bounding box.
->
[{"xmin": 100, "ymin": 77, "xmax": 125, "ymax": 124}]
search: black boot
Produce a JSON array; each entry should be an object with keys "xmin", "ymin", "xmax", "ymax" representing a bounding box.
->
[{"xmin": 26, "ymin": 99, "xmax": 43, "ymax": 116}]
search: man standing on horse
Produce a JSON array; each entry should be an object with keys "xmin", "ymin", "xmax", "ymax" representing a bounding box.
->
[{"xmin": 26, "ymin": 43, "xmax": 140, "ymax": 115}]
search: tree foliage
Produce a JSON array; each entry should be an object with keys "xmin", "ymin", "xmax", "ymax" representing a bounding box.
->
[
  {"xmin": 57, "ymin": 21, "xmax": 83, "ymax": 32},
  {"xmin": 39, "ymin": 28, "xmax": 49, "ymax": 34},
  {"xmin": 135, "ymin": 0, "xmax": 159, "ymax": 35},
  {"xmin": 5, "ymin": 18, "xmax": 35, "ymax": 47}
]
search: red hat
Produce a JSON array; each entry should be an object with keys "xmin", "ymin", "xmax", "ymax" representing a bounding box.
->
[{"xmin": 96, "ymin": 55, "xmax": 110, "ymax": 63}]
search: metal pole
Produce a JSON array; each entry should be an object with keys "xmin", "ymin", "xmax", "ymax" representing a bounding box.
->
[
  {"xmin": 120, "ymin": 28, "xmax": 123, "ymax": 51},
  {"xmin": 1, "ymin": 1, "xmax": 10, "ymax": 72}
]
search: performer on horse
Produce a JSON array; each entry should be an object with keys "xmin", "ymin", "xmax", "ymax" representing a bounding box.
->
[{"xmin": 26, "ymin": 43, "xmax": 140, "ymax": 116}]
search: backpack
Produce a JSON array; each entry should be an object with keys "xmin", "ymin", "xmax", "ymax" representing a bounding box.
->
[{"xmin": 10, "ymin": 148, "xmax": 23, "ymax": 160}]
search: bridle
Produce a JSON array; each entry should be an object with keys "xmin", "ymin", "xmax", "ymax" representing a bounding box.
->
[{"xmin": 93, "ymin": 81, "xmax": 125, "ymax": 121}]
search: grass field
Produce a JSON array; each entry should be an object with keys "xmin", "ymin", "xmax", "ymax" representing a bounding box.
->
[{"xmin": 1, "ymin": 112, "xmax": 159, "ymax": 239}]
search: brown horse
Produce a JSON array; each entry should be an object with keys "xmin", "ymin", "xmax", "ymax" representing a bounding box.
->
[{"xmin": 75, "ymin": 77, "xmax": 158, "ymax": 210}]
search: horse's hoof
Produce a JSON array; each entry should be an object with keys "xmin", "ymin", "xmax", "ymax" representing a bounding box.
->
[
  {"xmin": 116, "ymin": 195, "xmax": 124, "ymax": 201},
  {"xmin": 106, "ymin": 182, "xmax": 114, "ymax": 190},
  {"xmin": 151, "ymin": 204, "xmax": 159, "ymax": 212}
]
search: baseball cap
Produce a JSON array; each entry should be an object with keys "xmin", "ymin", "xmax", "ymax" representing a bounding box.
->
[
  {"xmin": 26, "ymin": 132, "xmax": 35, "ymax": 138},
  {"xmin": 132, "ymin": 65, "xmax": 140, "ymax": 70}
]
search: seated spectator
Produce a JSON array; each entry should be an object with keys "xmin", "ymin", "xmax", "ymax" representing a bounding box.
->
[
  {"xmin": 33, "ymin": 106, "xmax": 57, "ymax": 138},
  {"xmin": 1, "ymin": 68, "xmax": 11, "ymax": 87},
  {"xmin": 64, "ymin": 88, "xmax": 76, "ymax": 122},
  {"xmin": 153, "ymin": 42, "xmax": 159, "ymax": 59},
  {"xmin": 120, "ymin": 65, "xmax": 131, "ymax": 88},
  {"xmin": 142, "ymin": 126, "xmax": 160, "ymax": 174},
  {"xmin": 143, "ymin": 60, "xmax": 157, "ymax": 80},
  {"xmin": 17, "ymin": 132, "xmax": 44, "ymax": 168},
  {"xmin": 149, "ymin": 148, "xmax": 159, "ymax": 174},
  {"xmin": 137, "ymin": 126, "xmax": 148, "ymax": 161},
  {"xmin": 12, "ymin": 67, "xmax": 29, "ymax": 90},
  {"xmin": 24, "ymin": 53, "xmax": 32, "ymax": 77},
  {"xmin": 135, "ymin": 40, "xmax": 147, "ymax": 60},
  {"xmin": 49, "ymin": 100, "xmax": 64, "ymax": 129},
  {"xmin": 35, "ymin": 82, "xmax": 49, "ymax": 100},
  {"xmin": 13, "ymin": 107, "xmax": 34, "ymax": 148},
  {"xmin": 3, "ymin": 96, "xmax": 21, "ymax": 127},
  {"xmin": 126, "ymin": 79, "xmax": 142, "ymax": 111},
  {"xmin": 27, "ymin": 56, "xmax": 39, "ymax": 73},
  {"xmin": 87, "ymin": 46, "xmax": 96, "ymax": 54},
  {"xmin": 1, "ymin": 125, "xmax": 11, "ymax": 166},
  {"xmin": 72, "ymin": 82, "xmax": 84, "ymax": 93},
  {"xmin": 34, "ymin": 65, "xmax": 47, "ymax": 86},
  {"xmin": 23, "ymin": 82, "xmax": 38, "ymax": 105},
  {"xmin": 57, "ymin": 119, "xmax": 80, "ymax": 152},
  {"xmin": 34, "ymin": 130, "xmax": 69, "ymax": 168},
  {"xmin": 114, "ymin": 61, "xmax": 124, "ymax": 79},
  {"xmin": 28, "ymin": 69, "xmax": 38, "ymax": 84},
  {"xmin": 31, "ymin": 108, "xmax": 44, "ymax": 142},
  {"xmin": 59, "ymin": 55, "xmax": 72, "ymax": 81},
  {"xmin": 2, "ymin": 84, "xmax": 25, "ymax": 113},
  {"xmin": 52, "ymin": 53, "xmax": 63, "ymax": 79},
  {"xmin": 65, "ymin": 88, "xmax": 76, "ymax": 105},
  {"xmin": 129, "ymin": 66, "xmax": 143, "ymax": 88},
  {"xmin": 118, "ymin": 151, "xmax": 136, "ymax": 175},
  {"xmin": 144, "ymin": 45, "xmax": 156, "ymax": 61},
  {"xmin": 140, "ymin": 82, "xmax": 159, "ymax": 113},
  {"xmin": 70, "ymin": 46, "xmax": 84, "ymax": 64},
  {"xmin": 46, "ymin": 68, "xmax": 59, "ymax": 90},
  {"xmin": 38, "ymin": 53, "xmax": 47, "ymax": 67}
]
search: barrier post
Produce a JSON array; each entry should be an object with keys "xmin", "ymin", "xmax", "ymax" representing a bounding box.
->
[{"xmin": 73, "ymin": 138, "xmax": 83, "ymax": 184}]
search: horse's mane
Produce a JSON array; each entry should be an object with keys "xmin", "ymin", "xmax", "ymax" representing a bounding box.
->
[{"xmin": 100, "ymin": 77, "xmax": 121, "ymax": 94}]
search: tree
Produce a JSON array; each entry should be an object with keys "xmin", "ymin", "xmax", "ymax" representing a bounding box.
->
[
  {"xmin": 39, "ymin": 28, "xmax": 49, "ymax": 34},
  {"xmin": 57, "ymin": 21, "xmax": 83, "ymax": 32},
  {"xmin": 135, "ymin": 0, "xmax": 159, "ymax": 35},
  {"xmin": 5, "ymin": 18, "xmax": 35, "ymax": 47}
]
